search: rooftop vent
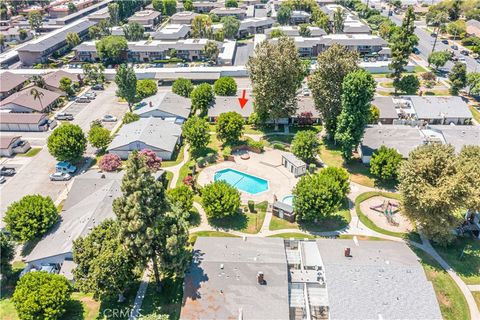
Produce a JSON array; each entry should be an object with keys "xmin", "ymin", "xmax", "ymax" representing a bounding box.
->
[
  {"xmin": 257, "ymin": 271, "xmax": 266, "ymax": 285},
  {"xmin": 344, "ymin": 247, "xmax": 352, "ymax": 258}
]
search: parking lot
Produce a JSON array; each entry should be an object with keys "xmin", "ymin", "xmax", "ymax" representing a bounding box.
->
[{"xmin": 0, "ymin": 83, "xmax": 128, "ymax": 225}]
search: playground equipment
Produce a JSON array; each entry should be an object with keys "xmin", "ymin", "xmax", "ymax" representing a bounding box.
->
[{"xmin": 370, "ymin": 200, "xmax": 400, "ymax": 226}]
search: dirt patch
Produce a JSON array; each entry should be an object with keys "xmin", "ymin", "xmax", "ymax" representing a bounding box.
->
[{"xmin": 360, "ymin": 196, "xmax": 413, "ymax": 233}]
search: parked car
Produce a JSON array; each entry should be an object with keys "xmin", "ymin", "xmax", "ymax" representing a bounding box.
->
[
  {"xmin": 450, "ymin": 55, "xmax": 459, "ymax": 61},
  {"xmin": 54, "ymin": 112, "xmax": 74, "ymax": 121},
  {"xmin": 76, "ymin": 96, "xmax": 90, "ymax": 103},
  {"xmin": 458, "ymin": 57, "xmax": 467, "ymax": 64},
  {"xmin": 85, "ymin": 92, "xmax": 96, "ymax": 100},
  {"xmin": 412, "ymin": 47, "xmax": 420, "ymax": 54},
  {"xmin": 451, "ymin": 45, "xmax": 458, "ymax": 50},
  {"xmin": 430, "ymin": 32, "xmax": 437, "ymax": 37},
  {"xmin": 92, "ymin": 84, "xmax": 104, "ymax": 90},
  {"xmin": 460, "ymin": 50, "xmax": 469, "ymax": 56},
  {"xmin": 102, "ymin": 114, "xmax": 117, "ymax": 122},
  {"xmin": 0, "ymin": 166, "xmax": 16, "ymax": 176},
  {"xmin": 0, "ymin": 176, "xmax": 6, "ymax": 184},
  {"xmin": 49, "ymin": 172, "xmax": 71, "ymax": 181},
  {"xmin": 56, "ymin": 161, "xmax": 77, "ymax": 174},
  {"xmin": 441, "ymin": 39, "xmax": 449, "ymax": 44}
]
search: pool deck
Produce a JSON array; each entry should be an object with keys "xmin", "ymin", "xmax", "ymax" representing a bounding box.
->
[{"xmin": 198, "ymin": 149, "xmax": 299, "ymax": 203}]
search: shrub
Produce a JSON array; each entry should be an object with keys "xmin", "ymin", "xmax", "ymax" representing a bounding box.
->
[
  {"xmin": 421, "ymin": 71, "xmax": 436, "ymax": 81},
  {"xmin": 217, "ymin": 111, "xmax": 245, "ymax": 144},
  {"xmin": 213, "ymin": 77, "xmax": 237, "ymax": 96},
  {"xmin": 248, "ymin": 200, "xmax": 255, "ymax": 212},
  {"xmin": 246, "ymin": 139, "xmax": 264, "ymax": 152},
  {"xmin": 196, "ymin": 157, "xmax": 205, "ymax": 167},
  {"xmin": 273, "ymin": 143, "xmax": 286, "ymax": 150},
  {"xmin": 183, "ymin": 175, "xmax": 194, "ymax": 187},
  {"xmin": 4, "ymin": 195, "xmax": 58, "ymax": 242},
  {"xmin": 167, "ymin": 185, "xmax": 194, "ymax": 212},
  {"xmin": 308, "ymin": 163, "xmax": 317, "ymax": 173},
  {"xmin": 88, "ymin": 124, "xmax": 111, "ymax": 150},
  {"xmin": 47, "ymin": 123, "xmax": 86, "ymax": 162},
  {"xmin": 191, "ymin": 83, "xmax": 214, "ymax": 114},
  {"xmin": 370, "ymin": 145, "xmax": 403, "ymax": 182},
  {"xmin": 139, "ymin": 149, "xmax": 162, "ymax": 171},
  {"xmin": 182, "ymin": 117, "xmax": 210, "ymax": 153},
  {"xmin": 99, "ymin": 153, "xmax": 122, "ymax": 171},
  {"xmin": 172, "ymin": 78, "xmax": 194, "ymax": 98},
  {"xmin": 123, "ymin": 112, "xmax": 140, "ymax": 124},
  {"xmin": 291, "ymin": 130, "xmax": 320, "ymax": 164},
  {"xmin": 206, "ymin": 152, "xmax": 216, "ymax": 163},
  {"xmin": 297, "ymin": 112, "xmax": 314, "ymax": 126},
  {"xmin": 136, "ymin": 79, "xmax": 157, "ymax": 99},
  {"xmin": 222, "ymin": 146, "xmax": 232, "ymax": 159},
  {"xmin": 13, "ymin": 272, "xmax": 71, "ymax": 320},
  {"xmin": 202, "ymin": 180, "xmax": 241, "ymax": 219}
]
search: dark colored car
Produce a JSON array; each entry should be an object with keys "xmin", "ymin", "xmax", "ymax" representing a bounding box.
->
[
  {"xmin": 54, "ymin": 113, "xmax": 74, "ymax": 121},
  {"xmin": 0, "ymin": 166, "xmax": 16, "ymax": 176},
  {"xmin": 460, "ymin": 50, "xmax": 469, "ymax": 56},
  {"xmin": 451, "ymin": 45, "xmax": 458, "ymax": 50},
  {"xmin": 92, "ymin": 84, "xmax": 104, "ymax": 90},
  {"xmin": 412, "ymin": 47, "xmax": 420, "ymax": 54},
  {"xmin": 441, "ymin": 39, "xmax": 449, "ymax": 44}
]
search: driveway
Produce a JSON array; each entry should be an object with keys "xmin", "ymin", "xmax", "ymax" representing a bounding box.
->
[{"xmin": 0, "ymin": 83, "xmax": 128, "ymax": 226}]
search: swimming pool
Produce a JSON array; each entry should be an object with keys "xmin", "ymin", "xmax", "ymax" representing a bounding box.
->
[
  {"xmin": 214, "ymin": 169, "xmax": 269, "ymax": 195},
  {"xmin": 282, "ymin": 195, "xmax": 294, "ymax": 206}
]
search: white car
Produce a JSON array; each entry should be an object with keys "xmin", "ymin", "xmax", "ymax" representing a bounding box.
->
[
  {"xmin": 49, "ymin": 172, "xmax": 71, "ymax": 181},
  {"xmin": 0, "ymin": 176, "xmax": 6, "ymax": 184},
  {"xmin": 102, "ymin": 115, "xmax": 117, "ymax": 122}
]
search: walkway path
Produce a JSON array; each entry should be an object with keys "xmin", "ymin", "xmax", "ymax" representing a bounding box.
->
[
  {"xmin": 129, "ymin": 267, "xmax": 151, "ymax": 320},
  {"xmin": 163, "ymin": 145, "xmax": 190, "ymax": 187}
]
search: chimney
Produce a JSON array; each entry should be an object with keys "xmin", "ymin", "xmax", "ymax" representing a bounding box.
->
[
  {"xmin": 257, "ymin": 271, "xmax": 265, "ymax": 285},
  {"xmin": 344, "ymin": 247, "xmax": 351, "ymax": 257},
  {"xmin": 149, "ymin": 101, "xmax": 153, "ymax": 108}
]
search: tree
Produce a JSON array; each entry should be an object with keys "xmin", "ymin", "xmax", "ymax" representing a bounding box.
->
[
  {"xmin": 162, "ymin": 0, "xmax": 177, "ymax": 16},
  {"xmin": 398, "ymin": 144, "xmax": 465, "ymax": 244},
  {"xmin": 123, "ymin": 112, "xmax": 140, "ymax": 124},
  {"xmin": 191, "ymin": 15, "xmax": 212, "ymax": 38},
  {"xmin": 58, "ymin": 77, "xmax": 74, "ymax": 96},
  {"xmin": 221, "ymin": 16, "xmax": 240, "ymax": 39},
  {"xmin": 467, "ymin": 72, "xmax": 480, "ymax": 96},
  {"xmin": 47, "ymin": 123, "xmax": 86, "ymax": 162},
  {"xmin": 277, "ymin": 6, "xmax": 292, "ymax": 25},
  {"xmin": 66, "ymin": 32, "xmax": 80, "ymax": 48},
  {"xmin": 172, "ymin": 78, "xmax": 194, "ymax": 97},
  {"xmin": 99, "ymin": 153, "xmax": 122, "ymax": 172},
  {"xmin": 334, "ymin": 69, "xmax": 376, "ymax": 160},
  {"xmin": 394, "ymin": 74, "xmax": 420, "ymax": 95},
  {"xmin": 123, "ymin": 22, "xmax": 145, "ymax": 41},
  {"xmin": 449, "ymin": 62, "xmax": 467, "ymax": 95},
  {"xmin": 4, "ymin": 195, "xmax": 58, "ymax": 243},
  {"xmin": 298, "ymin": 24, "xmax": 311, "ymax": 37},
  {"xmin": 139, "ymin": 149, "xmax": 162, "ymax": 171},
  {"xmin": 225, "ymin": 0, "xmax": 238, "ymax": 7},
  {"xmin": 428, "ymin": 51, "xmax": 451, "ymax": 71},
  {"xmin": 115, "ymin": 64, "xmax": 137, "ymax": 111},
  {"xmin": 19, "ymin": 29, "xmax": 28, "ymax": 41},
  {"xmin": 88, "ymin": 123, "xmax": 111, "ymax": 150},
  {"xmin": 270, "ymin": 29, "xmax": 286, "ymax": 38},
  {"xmin": 82, "ymin": 63, "xmax": 105, "ymax": 85},
  {"xmin": 456, "ymin": 146, "xmax": 480, "ymax": 212},
  {"xmin": 139, "ymin": 313, "xmax": 169, "ymax": 320},
  {"xmin": 293, "ymin": 170, "xmax": 346, "ymax": 222},
  {"xmin": 113, "ymin": 152, "xmax": 168, "ymax": 289},
  {"xmin": 73, "ymin": 220, "xmax": 139, "ymax": 301},
  {"xmin": 291, "ymin": 130, "xmax": 320, "ymax": 164},
  {"xmin": 247, "ymin": 37, "xmax": 303, "ymax": 128},
  {"xmin": 368, "ymin": 105, "xmax": 380, "ymax": 124},
  {"xmin": 88, "ymin": 25, "xmax": 102, "ymax": 40},
  {"xmin": 0, "ymin": 232, "xmax": 15, "ymax": 278},
  {"xmin": 136, "ymin": 79, "xmax": 158, "ymax": 99},
  {"xmin": 183, "ymin": 0, "xmax": 194, "ymax": 11},
  {"xmin": 182, "ymin": 116, "xmax": 210, "ymax": 153},
  {"xmin": 446, "ymin": 20, "xmax": 466, "ymax": 39},
  {"xmin": 108, "ymin": 3, "xmax": 120, "ymax": 26},
  {"xmin": 13, "ymin": 272, "xmax": 71, "ymax": 320},
  {"xmin": 68, "ymin": 1, "xmax": 77, "ymax": 13},
  {"xmin": 333, "ymin": 7, "xmax": 346, "ymax": 33},
  {"xmin": 203, "ymin": 41, "xmax": 219, "ymax": 63},
  {"xmin": 389, "ymin": 6, "xmax": 418, "ymax": 88},
  {"xmin": 216, "ymin": 111, "xmax": 245, "ymax": 144},
  {"xmin": 29, "ymin": 88, "xmax": 45, "ymax": 112},
  {"xmin": 201, "ymin": 180, "xmax": 241, "ymax": 219},
  {"xmin": 213, "ymin": 77, "xmax": 237, "ymax": 96},
  {"xmin": 309, "ymin": 44, "xmax": 358, "ymax": 137},
  {"xmin": 167, "ymin": 185, "xmax": 194, "ymax": 213},
  {"xmin": 96, "ymin": 36, "xmax": 128, "ymax": 64},
  {"xmin": 190, "ymin": 83, "xmax": 214, "ymax": 114},
  {"xmin": 369, "ymin": 146, "xmax": 402, "ymax": 182},
  {"xmin": 28, "ymin": 10, "xmax": 42, "ymax": 32},
  {"xmin": 319, "ymin": 166, "xmax": 350, "ymax": 196}
]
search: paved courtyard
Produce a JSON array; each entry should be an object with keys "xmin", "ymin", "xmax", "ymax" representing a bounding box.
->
[{"xmin": 197, "ymin": 149, "xmax": 299, "ymax": 203}]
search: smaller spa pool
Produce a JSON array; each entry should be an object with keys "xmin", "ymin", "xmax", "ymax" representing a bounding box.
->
[
  {"xmin": 214, "ymin": 168, "xmax": 269, "ymax": 195},
  {"xmin": 282, "ymin": 195, "xmax": 294, "ymax": 206}
]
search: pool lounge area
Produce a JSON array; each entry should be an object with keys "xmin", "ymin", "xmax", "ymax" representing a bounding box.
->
[{"xmin": 214, "ymin": 168, "xmax": 269, "ymax": 195}]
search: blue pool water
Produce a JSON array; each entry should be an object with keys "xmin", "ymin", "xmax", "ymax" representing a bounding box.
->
[
  {"xmin": 282, "ymin": 195, "xmax": 294, "ymax": 206},
  {"xmin": 214, "ymin": 169, "xmax": 269, "ymax": 195}
]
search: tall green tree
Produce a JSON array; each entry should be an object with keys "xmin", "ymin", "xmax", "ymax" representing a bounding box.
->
[
  {"xmin": 172, "ymin": 78, "xmax": 194, "ymax": 97},
  {"xmin": 162, "ymin": 0, "xmax": 177, "ymax": 16},
  {"xmin": 82, "ymin": 63, "xmax": 105, "ymax": 85},
  {"xmin": 369, "ymin": 145, "xmax": 403, "ymax": 182},
  {"xmin": 221, "ymin": 16, "xmax": 240, "ymax": 39},
  {"xmin": 167, "ymin": 185, "xmax": 194, "ymax": 213},
  {"xmin": 334, "ymin": 69, "xmax": 375, "ymax": 160},
  {"xmin": 225, "ymin": 0, "xmax": 238, "ymax": 7},
  {"xmin": 96, "ymin": 35, "xmax": 128, "ymax": 64},
  {"xmin": 216, "ymin": 111, "xmax": 245, "ymax": 145},
  {"xmin": 0, "ymin": 232, "xmax": 15, "ymax": 278},
  {"xmin": 201, "ymin": 181, "xmax": 241, "ymax": 219},
  {"xmin": 122, "ymin": 22, "xmax": 145, "ymax": 41},
  {"xmin": 47, "ymin": 123, "xmax": 87, "ymax": 162},
  {"xmin": 182, "ymin": 116, "xmax": 210, "ymax": 153},
  {"xmin": 191, "ymin": 15, "xmax": 212, "ymax": 38},
  {"xmin": 108, "ymin": 3, "xmax": 120, "ymax": 26},
  {"xmin": 333, "ymin": 7, "xmax": 346, "ymax": 33},
  {"xmin": 389, "ymin": 6, "xmax": 418, "ymax": 90},
  {"xmin": 291, "ymin": 130, "xmax": 320, "ymax": 164},
  {"xmin": 448, "ymin": 62, "xmax": 467, "ymax": 95},
  {"xmin": 88, "ymin": 122, "xmax": 111, "ymax": 150},
  {"xmin": 68, "ymin": 2, "xmax": 77, "ymax": 13},
  {"xmin": 190, "ymin": 83, "xmax": 214, "ymax": 114},
  {"xmin": 115, "ymin": 64, "xmax": 137, "ymax": 112},
  {"xmin": 213, "ymin": 77, "xmax": 237, "ymax": 96},
  {"xmin": 309, "ymin": 44, "xmax": 358, "ymax": 137},
  {"xmin": 59, "ymin": 77, "xmax": 74, "ymax": 96},
  {"xmin": 113, "ymin": 152, "xmax": 167, "ymax": 290},
  {"xmin": 203, "ymin": 41, "xmax": 219, "ymax": 63},
  {"xmin": 395, "ymin": 74, "xmax": 420, "ymax": 95},
  {"xmin": 456, "ymin": 146, "xmax": 480, "ymax": 212},
  {"xmin": 428, "ymin": 51, "xmax": 451, "ymax": 71},
  {"xmin": 183, "ymin": 0, "xmax": 194, "ymax": 11},
  {"xmin": 277, "ymin": 6, "xmax": 292, "ymax": 25},
  {"xmin": 66, "ymin": 32, "xmax": 80, "ymax": 48},
  {"xmin": 247, "ymin": 36, "xmax": 303, "ymax": 129},
  {"xmin": 28, "ymin": 10, "xmax": 42, "ymax": 32},
  {"xmin": 467, "ymin": 72, "xmax": 480, "ymax": 95},
  {"xmin": 73, "ymin": 220, "xmax": 139, "ymax": 302}
]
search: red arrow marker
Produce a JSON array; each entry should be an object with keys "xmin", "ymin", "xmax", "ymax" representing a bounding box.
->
[{"xmin": 238, "ymin": 89, "xmax": 248, "ymax": 109}]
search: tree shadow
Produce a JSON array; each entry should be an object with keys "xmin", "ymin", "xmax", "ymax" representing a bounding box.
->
[
  {"xmin": 139, "ymin": 276, "xmax": 184, "ymax": 319},
  {"xmin": 98, "ymin": 280, "xmax": 140, "ymax": 320},
  {"xmin": 60, "ymin": 299, "xmax": 85, "ymax": 320},
  {"xmin": 208, "ymin": 212, "xmax": 248, "ymax": 231},
  {"xmin": 187, "ymin": 209, "xmax": 201, "ymax": 228}
]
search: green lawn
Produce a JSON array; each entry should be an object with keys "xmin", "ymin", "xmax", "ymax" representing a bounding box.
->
[
  {"xmin": 378, "ymin": 81, "xmax": 394, "ymax": 88},
  {"xmin": 189, "ymin": 231, "xmax": 239, "ymax": 244},
  {"xmin": 268, "ymin": 232, "xmax": 317, "ymax": 239},
  {"xmin": 165, "ymin": 170, "xmax": 174, "ymax": 189},
  {"xmin": 269, "ymin": 202, "xmax": 351, "ymax": 232},
  {"xmin": 337, "ymin": 235, "xmax": 387, "ymax": 241},
  {"xmin": 432, "ymin": 238, "xmax": 480, "ymax": 285},
  {"xmin": 161, "ymin": 145, "xmax": 185, "ymax": 167},
  {"xmin": 412, "ymin": 248, "xmax": 470, "ymax": 320},
  {"xmin": 208, "ymin": 201, "xmax": 268, "ymax": 234},
  {"xmin": 473, "ymin": 292, "xmax": 480, "ymax": 311},
  {"xmin": 60, "ymin": 293, "xmax": 100, "ymax": 320},
  {"xmin": 175, "ymin": 160, "xmax": 194, "ymax": 187},
  {"xmin": 424, "ymin": 89, "xmax": 451, "ymax": 96},
  {"xmin": 0, "ymin": 261, "xmax": 25, "ymax": 320},
  {"xmin": 139, "ymin": 277, "xmax": 183, "ymax": 319},
  {"xmin": 468, "ymin": 105, "xmax": 480, "ymax": 123},
  {"xmin": 17, "ymin": 147, "xmax": 41, "ymax": 157},
  {"xmin": 0, "ymin": 299, "xmax": 18, "ymax": 320}
]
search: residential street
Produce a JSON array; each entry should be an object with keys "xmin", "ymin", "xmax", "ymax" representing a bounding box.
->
[{"xmin": 0, "ymin": 83, "xmax": 128, "ymax": 225}]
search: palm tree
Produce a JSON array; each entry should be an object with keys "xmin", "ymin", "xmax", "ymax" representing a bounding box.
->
[
  {"xmin": 30, "ymin": 88, "xmax": 45, "ymax": 111},
  {"xmin": 31, "ymin": 75, "xmax": 46, "ymax": 88}
]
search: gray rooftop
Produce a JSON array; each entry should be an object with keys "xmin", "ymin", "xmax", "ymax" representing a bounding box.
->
[
  {"xmin": 134, "ymin": 92, "xmax": 192, "ymax": 119},
  {"xmin": 361, "ymin": 125, "xmax": 426, "ymax": 157},
  {"xmin": 282, "ymin": 152, "xmax": 306, "ymax": 168},
  {"xmin": 408, "ymin": 96, "xmax": 471, "ymax": 120},
  {"xmin": 430, "ymin": 125, "xmax": 480, "ymax": 152},
  {"xmin": 372, "ymin": 96, "xmax": 398, "ymax": 120},
  {"xmin": 180, "ymin": 237, "xmax": 289, "ymax": 320},
  {"xmin": 316, "ymin": 239, "xmax": 442, "ymax": 320},
  {"xmin": 108, "ymin": 117, "xmax": 182, "ymax": 152},
  {"xmin": 208, "ymin": 91, "xmax": 254, "ymax": 118}
]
